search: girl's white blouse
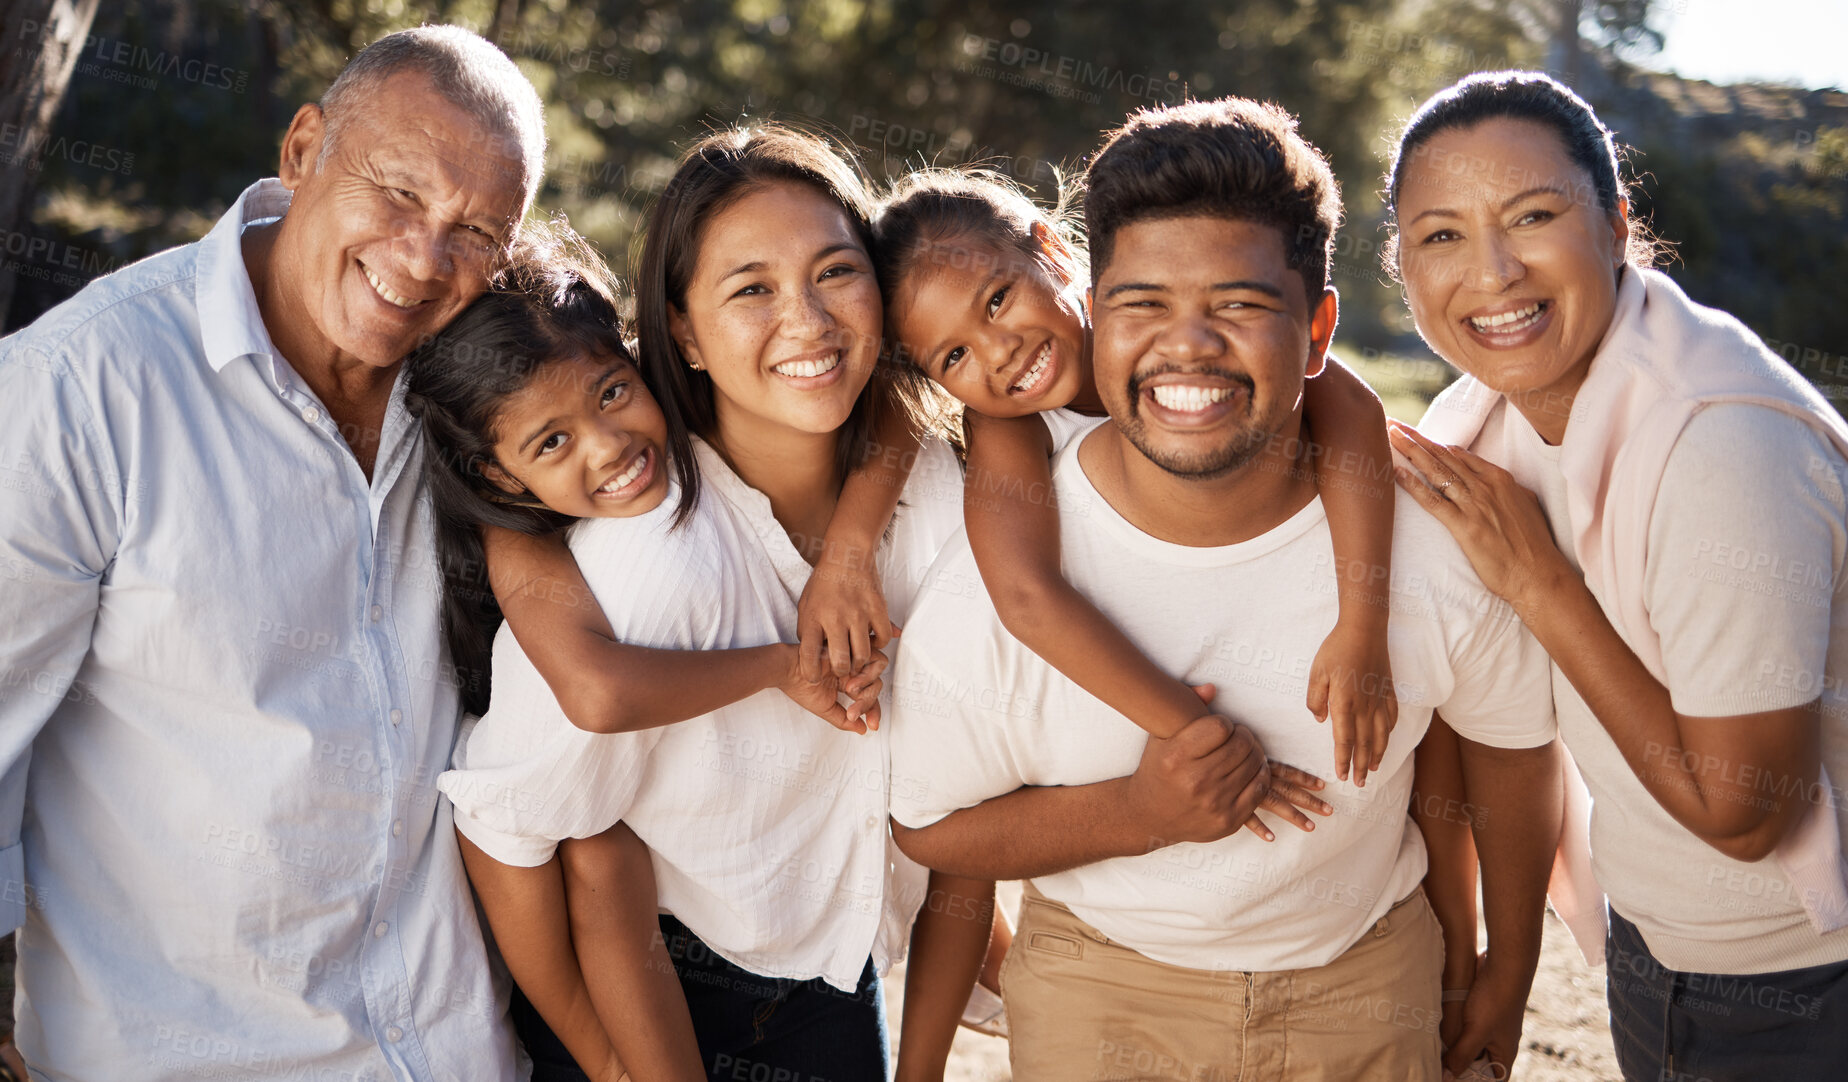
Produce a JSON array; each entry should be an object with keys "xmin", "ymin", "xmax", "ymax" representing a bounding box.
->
[{"xmin": 440, "ymin": 436, "xmax": 965, "ymax": 991}]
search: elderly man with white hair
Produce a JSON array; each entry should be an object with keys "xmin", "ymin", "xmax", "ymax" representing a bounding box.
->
[{"xmin": 0, "ymin": 26, "xmax": 543, "ymax": 1080}]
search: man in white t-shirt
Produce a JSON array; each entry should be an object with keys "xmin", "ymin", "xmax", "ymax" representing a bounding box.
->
[{"xmin": 886, "ymin": 97, "xmax": 1563, "ymax": 1081}]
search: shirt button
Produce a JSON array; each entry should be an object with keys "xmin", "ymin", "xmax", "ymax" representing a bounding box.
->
[
  {"xmin": 392, "ymin": 820, "xmax": 404, "ymax": 837},
  {"xmin": 389, "ymin": 708, "xmax": 403, "ymax": 726},
  {"xmin": 302, "ymin": 406, "xmax": 321, "ymax": 424},
  {"xmin": 369, "ymin": 605, "xmax": 383, "ymax": 623},
  {"xmin": 373, "ymin": 922, "xmax": 388, "ymax": 939},
  {"xmin": 864, "ymin": 813, "xmax": 880, "ymax": 830},
  {"xmin": 385, "ymin": 1026, "xmax": 403, "ymax": 1042}
]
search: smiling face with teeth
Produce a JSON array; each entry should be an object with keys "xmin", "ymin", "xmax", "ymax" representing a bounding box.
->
[
  {"xmin": 483, "ymin": 353, "xmax": 671, "ymax": 520},
  {"xmin": 1395, "ymin": 117, "xmax": 1629, "ymax": 443},
  {"xmin": 1090, "ymin": 214, "xmax": 1335, "ymax": 483},
  {"xmin": 887, "ymin": 236, "xmax": 1092, "ymax": 419},
  {"xmin": 265, "ymin": 70, "xmax": 526, "ymax": 377},
  {"xmin": 669, "ymin": 182, "xmax": 882, "ymax": 448}
]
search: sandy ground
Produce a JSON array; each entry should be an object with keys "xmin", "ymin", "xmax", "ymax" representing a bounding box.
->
[{"xmin": 890, "ymin": 884, "xmax": 1621, "ymax": 1081}]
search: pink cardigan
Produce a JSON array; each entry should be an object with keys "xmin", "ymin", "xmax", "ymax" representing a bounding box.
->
[{"xmin": 1419, "ymin": 266, "xmax": 1848, "ymax": 962}]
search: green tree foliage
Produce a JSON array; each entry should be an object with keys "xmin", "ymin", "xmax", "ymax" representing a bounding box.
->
[{"xmin": 9, "ymin": 0, "xmax": 1844, "ymax": 415}]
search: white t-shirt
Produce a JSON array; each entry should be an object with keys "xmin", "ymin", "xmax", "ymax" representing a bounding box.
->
[
  {"xmin": 888, "ymin": 420, "xmax": 1556, "ymax": 972},
  {"xmin": 439, "ymin": 436, "xmax": 965, "ymax": 991},
  {"xmin": 1474, "ymin": 400, "xmax": 1848, "ymax": 973},
  {"xmin": 1040, "ymin": 406, "xmax": 1097, "ymax": 453}
]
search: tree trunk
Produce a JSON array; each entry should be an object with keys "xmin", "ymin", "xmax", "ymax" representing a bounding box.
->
[
  {"xmin": 1546, "ymin": 0, "xmax": 1584, "ymax": 87},
  {"xmin": 487, "ymin": 0, "xmax": 524, "ymax": 46},
  {"xmin": 0, "ymin": 0, "xmax": 101, "ymax": 326}
]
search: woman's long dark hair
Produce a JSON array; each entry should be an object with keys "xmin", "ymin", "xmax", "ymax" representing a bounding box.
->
[
  {"xmin": 404, "ymin": 221, "xmax": 636, "ymax": 714},
  {"xmin": 634, "ymin": 123, "xmax": 942, "ymax": 525}
]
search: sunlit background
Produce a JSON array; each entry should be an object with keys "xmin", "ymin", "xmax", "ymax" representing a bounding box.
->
[
  {"xmin": 2, "ymin": 4, "xmax": 1841, "ymax": 1077},
  {"xmin": 1653, "ymin": 0, "xmax": 1848, "ymax": 91},
  {"xmin": 5, "ymin": 0, "xmax": 1845, "ymax": 429}
]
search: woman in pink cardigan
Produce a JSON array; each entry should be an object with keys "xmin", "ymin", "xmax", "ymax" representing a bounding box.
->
[{"xmin": 1383, "ymin": 71, "xmax": 1848, "ymax": 1081}]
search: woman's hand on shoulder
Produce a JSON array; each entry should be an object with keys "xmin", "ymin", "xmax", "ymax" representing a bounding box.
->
[{"xmin": 1388, "ymin": 421, "xmax": 1573, "ymax": 615}]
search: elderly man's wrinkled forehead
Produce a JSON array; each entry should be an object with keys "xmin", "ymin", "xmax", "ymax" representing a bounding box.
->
[
  {"xmin": 318, "ymin": 41, "xmax": 545, "ymax": 212},
  {"xmin": 322, "ymin": 69, "xmax": 532, "ymax": 230}
]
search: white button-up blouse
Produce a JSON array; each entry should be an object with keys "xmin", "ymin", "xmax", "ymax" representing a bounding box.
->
[{"xmin": 442, "ymin": 436, "xmax": 965, "ymax": 992}]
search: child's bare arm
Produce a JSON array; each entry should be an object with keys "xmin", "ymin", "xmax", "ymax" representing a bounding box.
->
[
  {"xmin": 966, "ymin": 412, "xmax": 1207, "ymax": 740},
  {"xmin": 559, "ymin": 826, "xmax": 705, "ymax": 1082},
  {"xmin": 896, "ymin": 872, "xmax": 995, "ymax": 1082},
  {"xmin": 455, "ymin": 832, "xmax": 628, "ymax": 1082},
  {"xmin": 485, "ymin": 527, "xmax": 882, "ymax": 734},
  {"xmin": 797, "ymin": 392, "xmax": 920, "ymax": 680},
  {"xmin": 1302, "ymin": 355, "xmax": 1398, "ymax": 785},
  {"xmin": 1412, "ymin": 717, "xmax": 1480, "ymax": 1054}
]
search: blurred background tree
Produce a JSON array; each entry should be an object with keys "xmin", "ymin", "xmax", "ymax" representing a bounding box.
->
[{"xmin": 5, "ymin": 0, "xmax": 1844, "ymax": 416}]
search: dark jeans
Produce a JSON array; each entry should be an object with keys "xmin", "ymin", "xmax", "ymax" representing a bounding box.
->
[
  {"xmin": 1606, "ymin": 905, "xmax": 1848, "ymax": 1082},
  {"xmin": 514, "ymin": 914, "xmax": 888, "ymax": 1082}
]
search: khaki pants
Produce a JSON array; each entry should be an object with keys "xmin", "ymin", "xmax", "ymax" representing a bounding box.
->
[{"xmin": 1001, "ymin": 885, "xmax": 1443, "ymax": 1081}]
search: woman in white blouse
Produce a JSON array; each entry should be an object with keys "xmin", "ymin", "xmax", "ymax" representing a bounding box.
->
[
  {"xmin": 1384, "ymin": 71, "xmax": 1848, "ymax": 1081},
  {"xmin": 442, "ymin": 126, "xmax": 968, "ymax": 1081}
]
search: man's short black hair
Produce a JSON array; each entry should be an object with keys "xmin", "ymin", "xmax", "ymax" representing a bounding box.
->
[{"xmin": 1084, "ymin": 97, "xmax": 1343, "ymax": 308}]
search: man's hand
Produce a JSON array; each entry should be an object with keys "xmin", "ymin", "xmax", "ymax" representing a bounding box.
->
[{"xmin": 1123, "ymin": 715, "xmax": 1330, "ymax": 848}]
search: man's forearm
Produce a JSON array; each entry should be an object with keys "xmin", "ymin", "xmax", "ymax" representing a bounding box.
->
[
  {"xmin": 1459, "ymin": 737, "xmax": 1562, "ymax": 971},
  {"xmin": 892, "ymin": 778, "xmax": 1146, "ymax": 880}
]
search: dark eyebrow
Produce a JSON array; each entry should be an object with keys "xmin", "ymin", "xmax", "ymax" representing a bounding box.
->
[
  {"xmin": 1103, "ymin": 279, "xmax": 1282, "ymax": 300},
  {"xmin": 517, "ymin": 416, "xmax": 562, "ymax": 456},
  {"xmin": 921, "ymin": 269, "xmax": 1004, "ymax": 371},
  {"xmin": 1409, "ymin": 184, "xmax": 1571, "ymax": 226},
  {"xmin": 1500, "ymin": 184, "xmax": 1568, "ymax": 210},
  {"xmin": 516, "ymin": 364, "xmax": 621, "ymax": 455},
  {"xmin": 718, "ymin": 243, "xmax": 864, "ymax": 286}
]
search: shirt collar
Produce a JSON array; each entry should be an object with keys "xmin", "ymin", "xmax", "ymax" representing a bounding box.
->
[{"xmin": 195, "ymin": 177, "xmax": 293, "ymax": 374}]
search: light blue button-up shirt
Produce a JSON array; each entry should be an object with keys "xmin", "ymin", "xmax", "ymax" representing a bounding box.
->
[{"xmin": 0, "ymin": 179, "xmax": 521, "ymax": 1081}]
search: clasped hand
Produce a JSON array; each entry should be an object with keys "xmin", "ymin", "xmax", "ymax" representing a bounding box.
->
[{"xmin": 1126, "ymin": 709, "xmax": 1333, "ymax": 846}]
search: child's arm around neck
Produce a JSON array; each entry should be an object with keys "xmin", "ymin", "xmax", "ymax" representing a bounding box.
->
[
  {"xmin": 484, "ymin": 525, "xmax": 880, "ymax": 734},
  {"xmin": 796, "ymin": 391, "xmax": 920, "ymax": 682},
  {"xmin": 1301, "ymin": 355, "xmax": 1399, "ymax": 785},
  {"xmin": 964, "ymin": 409, "xmax": 1210, "ymax": 739}
]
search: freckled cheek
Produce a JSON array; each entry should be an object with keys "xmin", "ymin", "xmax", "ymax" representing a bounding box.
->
[
  {"xmin": 836, "ymin": 291, "xmax": 885, "ymax": 352},
  {"xmin": 699, "ymin": 311, "xmax": 776, "ymax": 376}
]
